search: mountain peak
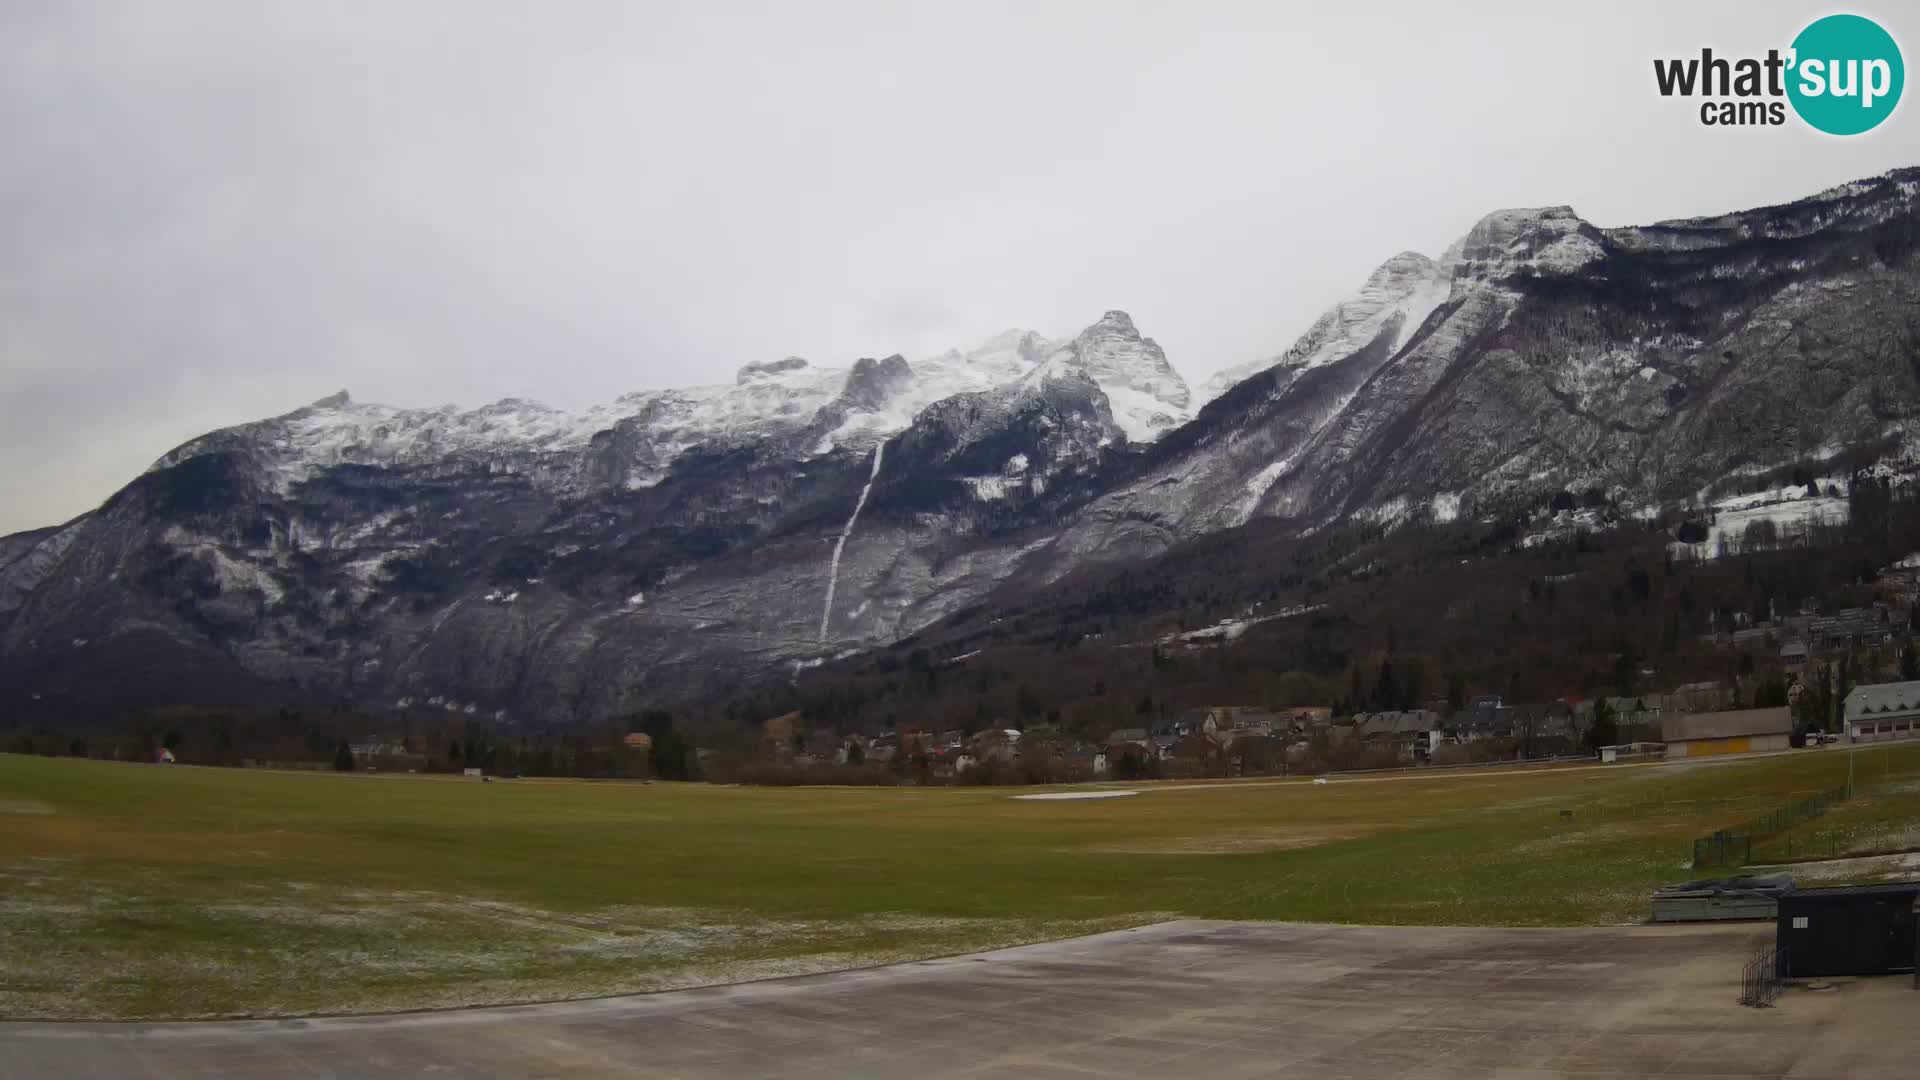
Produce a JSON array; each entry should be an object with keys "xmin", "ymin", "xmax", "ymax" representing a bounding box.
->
[
  {"xmin": 310, "ymin": 390, "xmax": 351, "ymax": 410},
  {"xmin": 1442, "ymin": 205, "xmax": 1602, "ymax": 279},
  {"xmin": 837, "ymin": 354, "xmax": 915, "ymax": 413},
  {"xmin": 737, "ymin": 356, "xmax": 810, "ymax": 384},
  {"xmin": 1200, "ymin": 249, "xmax": 1452, "ymax": 405},
  {"xmin": 1362, "ymin": 251, "xmax": 1441, "ymax": 295},
  {"xmin": 1035, "ymin": 311, "xmax": 1192, "ymax": 442},
  {"xmin": 1372, "ymin": 251, "xmax": 1436, "ymax": 277}
]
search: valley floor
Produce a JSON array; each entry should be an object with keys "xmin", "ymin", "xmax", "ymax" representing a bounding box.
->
[{"xmin": 1, "ymin": 746, "xmax": 1917, "ymax": 1020}]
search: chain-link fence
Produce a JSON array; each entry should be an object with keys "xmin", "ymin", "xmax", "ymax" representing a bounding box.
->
[{"xmin": 1692, "ymin": 784, "xmax": 1849, "ymax": 868}]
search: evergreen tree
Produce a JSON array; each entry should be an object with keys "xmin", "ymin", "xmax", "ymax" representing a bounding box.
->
[{"xmin": 1585, "ymin": 697, "xmax": 1617, "ymax": 753}]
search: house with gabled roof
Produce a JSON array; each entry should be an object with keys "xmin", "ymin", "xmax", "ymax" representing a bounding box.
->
[{"xmin": 1843, "ymin": 681, "xmax": 1920, "ymax": 744}]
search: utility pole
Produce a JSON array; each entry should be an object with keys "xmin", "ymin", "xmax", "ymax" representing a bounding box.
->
[{"xmin": 1829, "ymin": 663, "xmax": 1840, "ymax": 734}]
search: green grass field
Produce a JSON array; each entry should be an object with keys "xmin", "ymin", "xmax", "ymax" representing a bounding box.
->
[{"xmin": 3, "ymin": 745, "xmax": 1918, "ymax": 1019}]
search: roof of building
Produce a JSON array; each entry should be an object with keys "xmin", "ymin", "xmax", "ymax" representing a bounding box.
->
[
  {"xmin": 1661, "ymin": 707, "xmax": 1792, "ymax": 742},
  {"xmin": 1393, "ymin": 711, "xmax": 1438, "ymax": 733},
  {"xmin": 1844, "ymin": 681, "xmax": 1920, "ymax": 721},
  {"xmin": 1777, "ymin": 882, "xmax": 1920, "ymax": 902}
]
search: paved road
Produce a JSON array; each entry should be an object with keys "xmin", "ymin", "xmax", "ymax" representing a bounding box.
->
[{"xmin": 4, "ymin": 921, "xmax": 1913, "ymax": 1078}]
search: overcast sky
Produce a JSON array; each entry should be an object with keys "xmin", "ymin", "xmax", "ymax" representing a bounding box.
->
[{"xmin": 1, "ymin": 1, "xmax": 1913, "ymax": 535}]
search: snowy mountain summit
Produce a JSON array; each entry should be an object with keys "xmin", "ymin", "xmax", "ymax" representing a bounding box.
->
[
  {"xmin": 148, "ymin": 311, "xmax": 1193, "ymax": 497},
  {"xmin": 1202, "ymin": 252, "xmax": 1451, "ymax": 404},
  {"xmin": 1031, "ymin": 311, "xmax": 1192, "ymax": 443}
]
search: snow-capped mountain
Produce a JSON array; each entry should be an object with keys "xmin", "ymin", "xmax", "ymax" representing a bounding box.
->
[
  {"xmin": 1200, "ymin": 252, "xmax": 1451, "ymax": 406},
  {"xmin": 1028, "ymin": 311, "xmax": 1192, "ymax": 442},
  {"xmin": 5, "ymin": 167, "xmax": 1919, "ymax": 724},
  {"xmin": 146, "ymin": 312, "xmax": 1186, "ymax": 499},
  {"xmin": 0, "ymin": 311, "xmax": 1185, "ymax": 722},
  {"xmin": 1046, "ymin": 168, "xmax": 1920, "ymax": 574}
]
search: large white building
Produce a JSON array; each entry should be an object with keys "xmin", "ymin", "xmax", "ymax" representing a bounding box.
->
[{"xmin": 1842, "ymin": 682, "xmax": 1920, "ymax": 743}]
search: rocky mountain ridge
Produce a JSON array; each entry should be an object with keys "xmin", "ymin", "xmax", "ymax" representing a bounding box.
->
[{"xmin": 4, "ymin": 167, "xmax": 1918, "ymax": 726}]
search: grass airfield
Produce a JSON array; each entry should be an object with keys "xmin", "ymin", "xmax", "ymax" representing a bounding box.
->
[{"xmin": 2, "ymin": 746, "xmax": 1917, "ymax": 1019}]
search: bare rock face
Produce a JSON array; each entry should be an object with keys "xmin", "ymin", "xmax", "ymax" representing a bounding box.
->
[{"xmin": 5, "ymin": 168, "xmax": 1920, "ymax": 723}]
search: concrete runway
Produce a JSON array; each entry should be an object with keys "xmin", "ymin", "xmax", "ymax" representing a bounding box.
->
[{"xmin": 4, "ymin": 920, "xmax": 1915, "ymax": 1078}]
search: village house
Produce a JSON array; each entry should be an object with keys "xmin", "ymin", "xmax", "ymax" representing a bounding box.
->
[
  {"xmin": 348, "ymin": 737, "xmax": 408, "ymax": 762},
  {"xmin": 1844, "ymin": 681, "xmax": 1920, "ymax": 744},
  {"xmin": 969, "ymin": 728, "xmax": 1023, "ymax": 762},
  {"xmin": 1227, "ymin": 710, "xmax": 1281, "ymax": 738},
  {"xmin": 1161, "ymin": 710, "xmax": 1218, "ymax": 738},
  {"xmin": 1064, "ymin": 745, "xmax": 1109, "ymax": 776},
  {"xmin": 1353, "ymin": 710, "xmax": 1445, "ymax": 761},
  {"xmin": 1657, "ymin": 682, "xmax": 1733, "ymax": 716},
  {"xmin": 1451, "ymin": 704, "xmax": 1511, "ymax": 742},
  {"xmin": 1770, "ymin": 602, "xmax": 1904, "ymax": 658},
  {"xmin": 1501, "ymin": 703, "xmax": 1581, "ymax": 754}
]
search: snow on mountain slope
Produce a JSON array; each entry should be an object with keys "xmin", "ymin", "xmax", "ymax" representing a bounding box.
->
[
  {"xmin": 1027, "ymin": 311, "xmax": 1192, "ymax": 442},
  {"xmin": 1200, "ymin": 252, "xmax": 1450, "ymax": 405},
  {"xmin": 150, "ymin": 316, "xmax": 1186, "ymax": 498},
  {"xmin": 1055, "ymin": 168, "xmax": 1920, "ymax": 580},
  {"xmin": 149, "ymin": 357, "xmax": 856, "ymax": 495},
  {"xmin": 1042, "ymin": 246, "xmax": 1485, "ymax": 573},
  {"xmin": 10, "ymin": 167, "xmax": 1920, "ymax": 727},
  {"xmin": 816, "ymin": 330, "xmax": 1057, "ymax": 452},
  {"xmin": 1195, "ymin": 207, "xmax": 1607, "ymax": 407}
]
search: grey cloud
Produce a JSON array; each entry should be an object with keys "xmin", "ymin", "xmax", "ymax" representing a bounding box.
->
[{"xmin": 2, "ymin": 0, "xmax": 1914, "ymax": 533}]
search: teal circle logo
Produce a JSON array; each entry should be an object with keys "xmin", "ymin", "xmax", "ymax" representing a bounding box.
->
[{"xmin": 1788, "ymin": 14, "xmax": 1904, "ymax": 135}]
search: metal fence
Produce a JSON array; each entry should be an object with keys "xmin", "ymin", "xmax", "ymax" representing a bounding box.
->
[
  {"xmin": 1741, "ymin": 943, "xmax": 1788, "ymax": 1007},
  {"xmin": 1692, "ymin": 784, "xmax": 1850, "ymax": 868},
  {"xmin": 1693, "ymin": 830, "xmax": 1752, "ymax": 868}
]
